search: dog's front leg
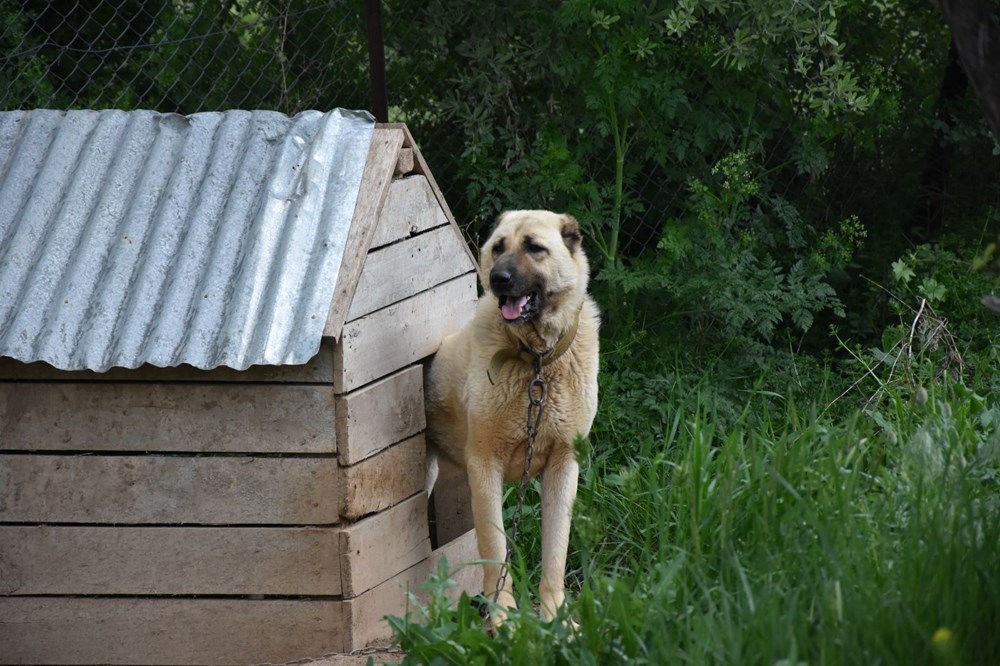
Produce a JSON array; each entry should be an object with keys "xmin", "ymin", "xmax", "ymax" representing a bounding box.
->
[
  {"xmin": 539, "ymin": 449, "xmax": 579, "ymax": 621},
  {"xmin": 466, "ymin": 453, "xmax": 516, "ymax": 624}
]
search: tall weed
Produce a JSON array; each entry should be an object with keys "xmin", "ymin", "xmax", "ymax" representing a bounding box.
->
[{"xmin": 387, "ymin": 377, "xmax": 1000, "ymax": 665}]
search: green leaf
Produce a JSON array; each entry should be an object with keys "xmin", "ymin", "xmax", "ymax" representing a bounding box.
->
[
  {"xmin": 918, "ymin": 276, "xmax": 946, "ymax": 304},
  {"xmin": 892, "ymin": 259, "xmax": 915, "ymax": 285}
]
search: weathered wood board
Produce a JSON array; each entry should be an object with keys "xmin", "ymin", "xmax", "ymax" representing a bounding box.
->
[
  {"xmin": 0, "ymin": 598, "xmax": 346, "ymax": 665},
  {"xmin": 0, "ymin": 525, "xmax": 341, "ymax": 596},
  {"xmin": 0, "ymin": 455, "xmax": 340, "ymax": 524},
  {"xmin": 347, "ymin": 224, "xmax": 473, "ymax": 320},
  {"xmin": 0, "ymin": 535, "xmax": 481, "ymax": 664},
  {"xmin": 0, "ymin": 338, "xmax": 336, "ymax": 383},
  {"xmin": 383, "ymin": 124, "xmax": 478, "ymax": 270},
  {"xmin": 325, "ymin": 128, "xmax": 404, "ymax": 341},
  {"xmin": 339, "ymin": 491, "xmax": 430, "ymax": 597},
  {"xmin": 430, "ymin": 455, "xmax": 474, "ymax": 547},
  {"xmin": 345, "ymin": 527, "xmax": 479, "ymax": 650},
  {"xmin": 334, "ymin": 273, "xmax": 477, "ymax": 393},
  {"xmin": 340, "ymin": 434, "xmax": 426, "ymax": 520},
  {"xmin": 368, "ymin": 175, "xmax": 449, "ymax": 250},
  {"xmin": 335, "ymin": 365, "xmax": 424, "ymax": 465},
  {"xmin": 0, "ymin": 383, "xmax": 335, "ymax": 453},
  {"xmin": 393, "ymin": 147, "xmax": 414, "ymax": 176}
]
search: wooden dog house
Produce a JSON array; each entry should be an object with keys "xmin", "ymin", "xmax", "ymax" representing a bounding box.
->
[{"xmin": 0, "ymin": 109, "xmax": 477, "ymax": 664}]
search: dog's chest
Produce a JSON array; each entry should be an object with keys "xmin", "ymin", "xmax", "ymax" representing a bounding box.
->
[{"xmin": 483, "ymin": 372, "xmax": 586, "ymax": 482}]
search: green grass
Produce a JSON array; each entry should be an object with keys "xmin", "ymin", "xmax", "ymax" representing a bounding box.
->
[{"xmin": 388, "ymin": 373, "xmax": 1000, "ymax": 665}]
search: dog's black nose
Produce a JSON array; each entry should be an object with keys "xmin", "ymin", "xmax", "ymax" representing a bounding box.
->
[{"xmin": 490, "ymin": 268, "xmax": 512, "ymax": 292}]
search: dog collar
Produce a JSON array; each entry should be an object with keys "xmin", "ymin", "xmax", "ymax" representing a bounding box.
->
[{"xmin": 487, "ymin": 306, "xmax": 582, "ymax": 385}]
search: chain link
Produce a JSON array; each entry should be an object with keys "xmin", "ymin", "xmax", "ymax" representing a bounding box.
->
[
  {"xmin": 251, "ymin": 644, "xmax": 403, "ymax": 666},
  {"xmin": 492, "ymin": 353, "xmax": 546, "ymax": 607}
]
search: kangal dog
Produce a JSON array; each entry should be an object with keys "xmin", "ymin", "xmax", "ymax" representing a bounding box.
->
[{"xmin": 425, "ymin": 210, "xmax": 599, "ymax": 624}]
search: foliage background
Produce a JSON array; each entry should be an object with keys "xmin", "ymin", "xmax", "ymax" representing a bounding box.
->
[
  {"xmin": 4, "ymin": 0, "xmax": 1000, "ymax": 662},
  {"xmin": 4, "ymin": 1, "xmax": 1000, "ymax": 366},
  {"xmin": 382, "ymin": 0, "xmax": 1000, "ymax": 368}
]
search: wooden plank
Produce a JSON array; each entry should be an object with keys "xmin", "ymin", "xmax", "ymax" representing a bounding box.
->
[
  {"xmin": 347, "ymin": 224, "xmax": 477, "ymax": 320},
  {"xmin": 394, "ymin": 147, "xmax": 415, "ymax": 176},
  {"xmin": 335, "ymin": 365, "xmax": 424, "ymax": 465},
  {"xmin": 333, "ymin": 274, "xmax": 477, "ymax": 393},
  {"xmin": 345, "ymin": 528, "xmax": 479, "ymax": 651},
  {"xmin": 0, "ymin": 455, "xmax": 341, "ymax": 525},
  {"xmin": 339, "ymin": 492, "xmax": 431, "ymax": 598},
  {"xmin": 387, "ymin": 123, "xmax": 478, "ymax": 269},
  {"xmin": 0, "ymin": 525, "xmax": 341, "ymax": 596},
  {"xmin": 340, "ymin": 434, "xmax": 425, "ymax": 521},
  {"xmin": 368, "ymin": 175, "xmax": 449, "ymax": 250},
  {"xmin": 0, "ymin": 338, "xmax": 336, "ymax": 383},
  {"xmin": 324, "ymin": 127, "xmax": 405, "ymax": 341},
  {"xmin": 430, "ymin": 456, "xmax": 474, "ymax": 547},
  {"xmin": 0, "ymin": 383, "xmax": 336, "ymax": 453},
  {"xmin": 0, "ymin": 598, "xmax": 346, "ymax": 665}
]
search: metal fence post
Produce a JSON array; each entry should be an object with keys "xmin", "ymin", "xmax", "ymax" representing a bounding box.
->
[{"xmin": 365, "ymin": 0, "xmax": 388, "ymax": 123}]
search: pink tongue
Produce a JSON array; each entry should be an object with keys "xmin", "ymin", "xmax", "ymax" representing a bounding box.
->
[{"xmin": 501, "ymin": 295, "xmax": 529, "ymax": 320}]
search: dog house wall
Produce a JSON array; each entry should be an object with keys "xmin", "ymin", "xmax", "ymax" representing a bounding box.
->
[{"xmin": 0, "ymin": 114, "xmax": 478, "ymax": 664}]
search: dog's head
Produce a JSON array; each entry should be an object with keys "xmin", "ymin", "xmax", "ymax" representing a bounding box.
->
[{"xmin": 479, "ymin": 210, "xmax": 589, "ymax": 331}]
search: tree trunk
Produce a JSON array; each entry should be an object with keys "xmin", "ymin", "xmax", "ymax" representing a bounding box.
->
[
  {"xmin": 938, "ymin": 0, "xmax": 1000, "ymax": 142},
  {"xmin": 905, "ymin": 39, "xmax": 968, "ymax": 243}
]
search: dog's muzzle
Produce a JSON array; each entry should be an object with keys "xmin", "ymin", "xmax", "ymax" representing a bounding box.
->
[{"xmin": 490, "ymin": 266, "xmax": 540, "ymax": 323}]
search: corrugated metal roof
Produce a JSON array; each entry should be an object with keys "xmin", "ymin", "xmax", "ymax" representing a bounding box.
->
[{"xmin": 0, "ymin": 108, "xmax": 375, "ymax": 372}]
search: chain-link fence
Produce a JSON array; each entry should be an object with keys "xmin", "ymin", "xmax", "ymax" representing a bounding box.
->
[
  {"xmin": 3, "ymin": 1, "xmax": 990, "ymax": 272},
  {"xmin": 2, "ymin": 1, "xmax": 370, "ymax": 114},
  {"xmin": 1, "ymin": 0, "xmax": 485, "ymax": 224},
  {"xmin": 1, "ymin": 0, "xmax": 667, "ymax": 254}
]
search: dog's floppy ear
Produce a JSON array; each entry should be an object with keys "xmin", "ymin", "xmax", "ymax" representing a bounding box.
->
[{"xmin": 561, "ymin": 214, "xmax": 583, "ymax": 254}]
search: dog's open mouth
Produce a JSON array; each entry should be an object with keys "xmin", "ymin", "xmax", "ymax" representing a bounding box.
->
[{"xmin": 498, "ymin": 292, "xmax": 539, "ymax": 323}]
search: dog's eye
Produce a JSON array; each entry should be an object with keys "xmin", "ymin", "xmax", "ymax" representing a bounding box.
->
[
  {"xmin": 491, "ymin": 239, "xmax": 505, "ymax": 256},
  {"xmin": 525, "ymin": 240, "xmax": 548, "ymax": 255}
]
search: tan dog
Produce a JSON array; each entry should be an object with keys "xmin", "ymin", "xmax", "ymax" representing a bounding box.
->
[{"xmin": 425, "ymin": 210, "xmax": 599, "ymax": 624}]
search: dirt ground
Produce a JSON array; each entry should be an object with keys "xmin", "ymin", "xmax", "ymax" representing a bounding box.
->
[
  {"xmin": 309, "ymin": 651, "xmax": 403, "ymax": 666},
  {"xmin": 255, "ymin": 648, "xmax": 404, "ymax": 666}
]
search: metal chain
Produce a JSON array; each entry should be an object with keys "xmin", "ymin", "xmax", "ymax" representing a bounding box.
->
[
  {"xmin": 254, "ymin": 645, "xmax": 403, "ymax": 666},
  {"xmin": 492, "ymin": 353, "xmax": 546, "ymax": 605}
]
